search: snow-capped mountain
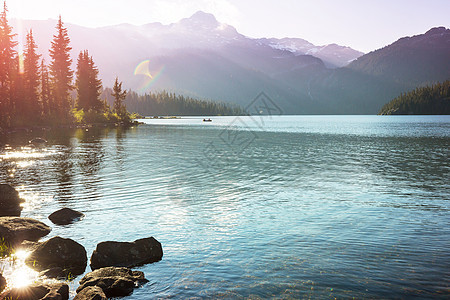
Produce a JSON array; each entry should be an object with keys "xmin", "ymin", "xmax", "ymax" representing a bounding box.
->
[{"xmin": 259, "ymin": 38, "xmax": 363, "ymax": 68}]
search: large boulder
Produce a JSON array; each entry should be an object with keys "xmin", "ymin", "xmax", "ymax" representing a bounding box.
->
[
  {"xmin": 0, "ymin": 217, "xmax": 51, "ymax": 246},
  {"xmin": 90, "ymin": 237, "xmax": 163, "ymax": 270},
  {"xmin": 76, "ymin": 267, "xmax": 148, "ymax": 298},
  {"xmin": 74, "ymin": 286, "xmax": 107, "ymax": 300},
  {"xmin": 2, "ymin": 282, "xmax": 69, "ymax": 300},
  {"xmin": 25, "ymin": 236, "xmax": 87, "ymax": 277},
  {"xmin": 0, "ymin": 184, "xmax": 24, "ymax": 216},
  {"xmin": 48, "ymin": 207, "xmax": 84, "ymax": 225}
]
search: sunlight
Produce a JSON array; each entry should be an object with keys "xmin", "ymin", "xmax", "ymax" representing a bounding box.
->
[{"xmin": 1, "ymin": 250, "xmax": 39, "ymax": 289}]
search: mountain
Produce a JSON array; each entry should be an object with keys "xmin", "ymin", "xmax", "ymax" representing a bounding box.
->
[
  {"xmin": 348, "ymin": 27, "xmax": 450, "ymax": 86},
  {"xmin": 303, "ymin": 26, "xmax": 450, "ymax": 113},
  {"xmin": 11, "ymin": 13, "xmax": 450, "ymax": 114},
  {"xmin": 258, "ymin": 38, "xmax": 363, "ymax": 68}
]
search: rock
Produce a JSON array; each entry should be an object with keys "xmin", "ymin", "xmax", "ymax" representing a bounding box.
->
[
  {"xmin": 79, "ymin": 267, "xmax": 148, "ymax": 285},
  {"xmin": 25, "ymin": 236, "xmax": 87, "ymax": 276},
  {"xmin": 2, "ymin": 282, "xmax": 69, "ymax": 300},
  {"xmin": 76, "ymin": 267, "xmax": 148, "ymax": 298},
  {"xmin": 0, "ymin": 217, "xmax": 51, "ymax": 246},
  {"xmin": 90, "ymin": 237, "xmax": 163, "ymax": 270},
  {"xmin": 48, "ymin": 207, "xmax": 84, "ymax": 225},
  {"xmin": 77, "ymin": 277, "xmax": 135, "ymax": 298},
  {"xmin": 40, "ymin": 267, "xmax": 66, "ymax": 279},
  {"xmin": 0, "ymin": 273, "xmax": 6, "ymax": 293},
  {"xmin": 0, "ymin": 184, "xmax": 24, "ymax": 216},
  {"xmin": 73, "ymin": 286, "xmax": 107, "ymax": 300}
]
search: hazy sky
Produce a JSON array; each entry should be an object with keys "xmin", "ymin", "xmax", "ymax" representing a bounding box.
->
[{"xmin": 7, "ymin": 0, "xmax": 450, "ymax": 52}]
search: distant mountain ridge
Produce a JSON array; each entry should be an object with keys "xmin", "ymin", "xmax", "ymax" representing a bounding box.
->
[{"xmin": 11, "ymin": 12, "xmax": 450, "ymax": 114}]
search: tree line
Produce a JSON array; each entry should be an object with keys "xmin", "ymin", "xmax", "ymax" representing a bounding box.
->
[
  {"xmin": 103, "ymin": 89, "xmax": 244, "ymax": 116},
  {"xmin": 0, "ymin": 2, "xmax": 129, "ymax": 130},
  {"xmin": 378, "ymin": 80, "xmax": 450, "ymax": 115}
]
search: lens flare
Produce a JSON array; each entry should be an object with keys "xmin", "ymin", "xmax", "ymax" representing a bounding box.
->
[{"xmin": 134, "ymin": 60, "xmax": 165, "ymax": 92}]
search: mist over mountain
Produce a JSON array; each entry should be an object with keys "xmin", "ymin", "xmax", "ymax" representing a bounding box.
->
[{"xmin": 12, "ymin": 12, "xmax": 450, "ymax": 114}]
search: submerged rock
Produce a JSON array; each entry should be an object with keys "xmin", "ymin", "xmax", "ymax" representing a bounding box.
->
[
  {"xmin": 2, "ymin": 282, "xmax": 69, "ymax": 300},
  {"xmin": 26, "ymin": 236, "xmax": 87, "ymax": 277},
  {"xmin": 76, "ymin": 267, "xmax": 148, "ymax": 298},
  {"xmin": 73, "ymin": 286, "xmax": 107, "ymax": 300},
  {"xmin": 48, "ymin": 207, "xmax": 85, "ymax": 225},
  {"xmin": 0, "ymin": 217, "xmax": 51, "ymax": 246},
  {"xmin": 0, "ymin": 184, "xmax": 24, "ymax": 217},
  {"xmin": 90, "ymin": 237, "xmax": 163, "ymax": 270}
]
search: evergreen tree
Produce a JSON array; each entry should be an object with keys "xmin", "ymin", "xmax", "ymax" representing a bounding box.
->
[
  {"xmin": 49, "ymin": 16, "xmax": 73, "ymax": 119},
  {"xmin": 40, "ymin": 59, "xmax": 51, "ymax": 116},
  {"xmin": 23, "ymin": 29, "xmax": 41, "ymax": 122},
  {"xmin": 75, "ymin": 50, "xmax": 102, "ymax": 111},
  {"xmin": 0, "ymin": 1, "xmax": 17, "ymax": 127},
  {"xmin": 112, "ymin": 77, "xmax": 127, "ymax": 118}
]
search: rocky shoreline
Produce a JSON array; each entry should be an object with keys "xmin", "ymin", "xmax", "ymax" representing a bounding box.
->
[{"xmin": 0, "ymin": 184, "xmax": 163, "ymax": 300}]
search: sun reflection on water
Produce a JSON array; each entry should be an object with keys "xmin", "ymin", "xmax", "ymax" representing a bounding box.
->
[{"xmin": 0, "ymin": 250, "xmax": 39, "ymax": 290}]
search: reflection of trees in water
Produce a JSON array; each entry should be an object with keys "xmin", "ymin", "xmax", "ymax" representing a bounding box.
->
[
  {"xmin": 0, "ymin": 127, "xmax": 132, "ymax": 205},
  {"xmin": 52, "ymin": 130, "xmax": 77, "ymax": 203},
  {"xmin": 114, "ymin": 127, "xmax": 127, "ymax": 171}
]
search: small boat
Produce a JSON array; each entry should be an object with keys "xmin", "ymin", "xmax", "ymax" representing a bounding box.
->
[
  {"xmin": 203, "ymin": 118, "xmax": 212, "ymax": 122},
  {"xmin": 29, "ymin": 137, "xmax": 47, "ymax": 145}
]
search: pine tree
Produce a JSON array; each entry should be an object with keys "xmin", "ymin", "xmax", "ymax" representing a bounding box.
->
[
  {"xmin": 112, "ymin": 77, "xmax": 127, "ymax": 119},
  {"xmin": 23, "ymin": 29, "xmax": 41, "ymax": 123},
  {"xmin": 40, "ymin": 59, "xmax": 51, "ymax": 116},
  {"xmin": 75, "ymin": 50, "xmax": 102, "ymax": 111},
  {"xmin": 49, "ymin": 16, "xmax": 73, "ymax": 119},
  {"xmin": 0, "ymin": 1, "xmax": 17, "ymax": 127}
]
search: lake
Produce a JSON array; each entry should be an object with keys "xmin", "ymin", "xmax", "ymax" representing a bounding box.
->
[{"xmin": 1, "ymin": 115, "xmax": 449, "ymax": 299}]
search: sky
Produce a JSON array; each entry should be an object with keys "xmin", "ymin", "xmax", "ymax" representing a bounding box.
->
[{"xmin": 7, "ymin": 0, "xmax": 450, "ymax": 53}]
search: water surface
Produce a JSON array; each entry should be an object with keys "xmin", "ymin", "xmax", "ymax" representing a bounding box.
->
[{"xmin": 1, "ymin": 115, "xmax": 449, "ymax": 298}]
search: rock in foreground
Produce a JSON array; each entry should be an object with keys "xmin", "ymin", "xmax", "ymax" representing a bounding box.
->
[
  {"xmin": 73, "ymin": 286, "xmax": 107, "ymax": 300},
  {"xmin": 2, "ymin": 282, "xmax": 69, "ymax": 300},
  {"xmin": 0, "ymin": 273, "xmax": 6, "ymax": 293},
  {"xmin": 76, "ymin": 267, "xmax": 148, "ymax": 298},
  {"xmin": 48, "ymin": 207, "xmax": 85, "ymax": 225},
  {"xmin": 26, "ymin": 236, "xmax": 87, "ymax": 277},
  {"xmin": 0, "ymin": 217, "xmax": 51, "ymax": 246},
  {"xmin": 90, "ymin": 237, "xmax": 163, "ymax": 270},
  {"xmin": 0, "ymin": 184, "xmax": 24, "ymax": 217}
]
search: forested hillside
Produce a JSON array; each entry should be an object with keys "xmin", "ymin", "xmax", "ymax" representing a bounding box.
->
[
  {"xmin": 103, "ymin": 89, "xmax": 244, "ymax": 116},
  {"xmin": 379, "ymin": 80, "xmax": 450, "ymax": 115}
]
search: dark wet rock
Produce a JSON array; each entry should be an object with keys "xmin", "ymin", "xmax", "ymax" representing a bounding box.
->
[
  {"xmin": 40, "ymin": 267, "xmax": 66, "ymax": 279},
  {"xmin": 48, "ymin": 207, "xmax": 85, "ymax": 225},
  {"xmin": 90, "ymin": 237, "xmax": 163, "ymax": 270},
  {"xmin": 76, "ymin": 267, "xmax": 148, "ymax": 298},
  {"xmin": 73, "ymin": 286, "xmax": 107, "ymax": 300},
  {"xmin": 0, "ymin": 184, "xmax": 24, "ymax": 217},
  {"xmin": 0, "ymin": 273, "xmax": 6, "ymax": 293},
  {"xmin": 0, "ymin": 217, "xmax": 51, "ymax": 246},
  {"xmin": 2, "ymin": 282, "xmax": 69, "ymax": 300},
  {"xmin": 26, "ymin": 236, "xmax": 87, "ymax": 276}
]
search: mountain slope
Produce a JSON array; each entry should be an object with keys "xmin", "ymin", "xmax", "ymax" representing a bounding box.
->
[{"xmin": 348, "ymin": 27, "xmax": 450, "ymax": 87}]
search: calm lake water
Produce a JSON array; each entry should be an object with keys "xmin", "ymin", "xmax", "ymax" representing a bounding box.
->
[{"xmin": 1, "ymin": 115, "xmax": 449, "ymax": 299}]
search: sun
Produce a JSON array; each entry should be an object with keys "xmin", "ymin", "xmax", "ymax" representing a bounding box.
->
[{"xmin": 7, "ymin": 250, "xmax": 39, "ymax": 289}]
